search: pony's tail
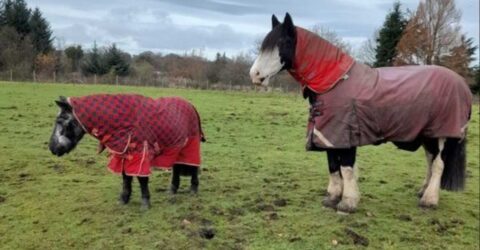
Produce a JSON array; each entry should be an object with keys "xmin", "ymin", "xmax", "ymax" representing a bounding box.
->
[
  {"xmin": 192, "ymin": 106, "xmax": 206, "ymax": 142},
  {"xmin": 440, "ymin": 138, "xmax": 467, "ymax": 191}
]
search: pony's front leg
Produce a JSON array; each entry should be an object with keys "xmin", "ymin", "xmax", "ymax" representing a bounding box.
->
[
  {"xmin": 170, "ymin": 165, "xmax": 181, "ymax": 194},
  {"xmin": 190, "ymin": 167, "xmax": 199, "ymax": 194},
  {"xmin": 119, "ymin": 171, "xmax": 133, "ymax": 205},
  {"xmin": 322, "ymin": 149, "xmax": 343, "ymax": 208},
  {"xmin": 336, "ymin": 148, "xmax": 360, "ymax": 213},
  {"xmin": 138, "ymin": 176, "xmax": 151, "ymax": 209}
]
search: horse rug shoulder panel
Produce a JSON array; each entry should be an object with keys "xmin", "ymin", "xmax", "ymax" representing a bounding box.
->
[
  {"xmin": 308, "ymin": 63, "xmax": 472, "ymax": 150},
  {"xmin": 69, "ymin": 94, "xmax": 203, "ymax": 176}
]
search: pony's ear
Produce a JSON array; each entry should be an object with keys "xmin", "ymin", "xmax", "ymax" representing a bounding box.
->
[
  {"xmin": 283, "ymin": 12, "xmax": 295, "ymax": 36},
  {"xmin": 272, "ymin": 14, "xmax": 280, "ymax": 29},
  {"xmin": 55, "ymin": 96, "xmax": 71, "ymax": 111}
]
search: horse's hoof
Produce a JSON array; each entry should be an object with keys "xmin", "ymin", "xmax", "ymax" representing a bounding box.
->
[
  {"xmin": 190, "ymin": 186, "xmax": 198, "ymax": 195},
  {"xmin": 336, "ymin": 200, "xmax": 357, "ymax": 213},
  {"xmin": 322, "ymin": 196, "xmax": 340, "ymax": 209},
  {"xmin": 418, "ymin": 200, "xmax": 438, "ymax": 209}
]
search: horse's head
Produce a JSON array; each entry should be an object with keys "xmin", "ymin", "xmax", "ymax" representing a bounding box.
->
[
  {"xmin": 249, "ymin": 13, "xmax": 296, "ymax": 86},
  {"xmin": 49, "ymin": 96, "xmax": 85, "ymax": 156}
]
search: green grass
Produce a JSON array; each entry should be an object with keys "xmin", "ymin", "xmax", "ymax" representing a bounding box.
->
[{"xmin": 0, "ymin": 82, "xmax": 478, "ymax": 249}]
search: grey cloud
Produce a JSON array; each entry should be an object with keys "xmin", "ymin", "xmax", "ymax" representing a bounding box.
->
[{"xmin": 25, "ymin": 0, "xmax": 478, "ymax": 58}]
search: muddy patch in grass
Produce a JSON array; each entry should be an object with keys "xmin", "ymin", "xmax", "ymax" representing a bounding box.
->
[
  {"xmin": 397, "ymin": 214, "xmax": 412, "ymax": 222},
  {"xmin": 344, "ymin": 227, "xmax": 369, "ymax": 246},
  {"xmin": 256, "ymin": 203, "xmax": 275, "ymax": 212},
  {"xmin": 273, "ymin": 198, "xmax": 287, "ymax": 207}
]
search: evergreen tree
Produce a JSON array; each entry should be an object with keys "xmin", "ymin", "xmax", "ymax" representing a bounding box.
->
[
  {"xmin": 0, "ymin": 0, "xmax": 12, "ymax": 26},
  {"xmin": 81, "ymin": 42, "xmax": 107, "ymax": 75},
  {"xmin": 374, "ymin": 1, "xmax": 406, "ymax": 67},
  {"xmin": 65, "ymin": 45, "xmax": 83, "ymax": 72},
  {"xmin": 104, "ymin": 43, "xmax": 130, "ymax": 76},
  {"xmin": 29, "ymin": 7, "xmax": 53, "ymax": 54},
  {"xmin": 7, "ymin": 0, "xmax": 31, "ymax": 36}
]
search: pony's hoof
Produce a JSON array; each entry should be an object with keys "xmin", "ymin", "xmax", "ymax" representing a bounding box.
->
[
  {"xmin": 141, "ymin": 199, "xmax": 151, "ymax": 210},
  {"xmin": 322, "ymin": 196, "xmax": 340, "ymax": 209},
  {"xmin": 118, "ymin": 193, "xmax": 130, "ymax": 205},
  {"xmin": 190, "ymin": 186, "xmax": 198, "ymax": 195},
  {"xmin": 169, "ymin": 185, "xmax": 178, "ymax": 195},
  {"xmin": 336, "ymin": 200, "xmax": 357, "ymax": 213}
]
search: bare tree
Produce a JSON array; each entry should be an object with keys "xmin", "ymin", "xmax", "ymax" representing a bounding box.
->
[
  {"xmin": 311, "ymin": 24, "xmax": 353, "ymax": 55},
  {"xmin": 395, "ymin": 0, "xmax": 462, "ymax": 65},
  {"xmin": 355, "ymin": 31, "xmax": 379, "ymax": 66}
]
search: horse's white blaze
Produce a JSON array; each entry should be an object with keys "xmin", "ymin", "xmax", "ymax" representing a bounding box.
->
[
  {"xmin": 249, "ymin": 47, "xmax": 283, "ymax": 86},
  {"xmin": 327, "ymin": 171, "xmax": 343, "ymax": 199},
  {"xmin": 420, "ymin": 138, "xmax": 446, "ymax": 206},
  {"xmin": 338, "ymin": 166, "xmax": 360, "ymax": 208}
]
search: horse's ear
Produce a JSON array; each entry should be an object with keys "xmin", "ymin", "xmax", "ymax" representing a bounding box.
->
[
  {"xmin": 283, "ymin": 12, "xmax": 295, "ymax": 36},
  {"xmin": 272, "ymin": 14, "xmax": 280, "ymax": 29},
  {"xmin": 55, "ymin": 96, "xmax": 71, "ymax": 111}
]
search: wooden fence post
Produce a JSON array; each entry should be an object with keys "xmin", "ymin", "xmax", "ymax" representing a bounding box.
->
[
  {"xmin": 33, "ymin": 71, "xmax": 36, "ymax": 82},
  {"xmin": 94, "ymin": 74, "xmax": 97, "ymax": 85},
  {"xmin": 9, "ymin": 69, "xmax": 13, "ymax": 81},
  {"xmin": 53, "ymin": 71, "xmax": 56, "ymax": 83}
]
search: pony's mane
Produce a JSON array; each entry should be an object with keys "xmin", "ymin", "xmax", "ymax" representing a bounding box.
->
[{"xmin": 260, "ymin": 26, "xmax": 284, "ymax": 51}]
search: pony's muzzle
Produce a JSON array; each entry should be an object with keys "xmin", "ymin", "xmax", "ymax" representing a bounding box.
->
[{"xmin": 49, "ymin": 138, "xmax": 70, "ymax": 157}]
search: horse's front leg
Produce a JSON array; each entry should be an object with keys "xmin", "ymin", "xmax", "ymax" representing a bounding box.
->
[
  {"xmin": 322, "ymin": 149, "xmax": 343, "ymax": 208},
  {"xmin": 138, "ymin": 176, "xmax": 151, "ymax": 209},
  {"xmin": 119, "ymin": 171, "xmax": 133, "ymax": 205},
  {"xmin": 419, "ymin": 138, "xmax": 445, "ymax": 208},
  {"xmin": 336, "ymin": 147, "xmax": 360, "ymax": 213}
]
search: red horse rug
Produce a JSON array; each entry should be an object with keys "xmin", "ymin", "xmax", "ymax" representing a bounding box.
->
[
  {"xmin": 69, "ymin": 94, "xmax": 205, "ymax": 176},
  {"xmin": 289, "ymin": 27, "xmax": 473, "ymax": 150}
]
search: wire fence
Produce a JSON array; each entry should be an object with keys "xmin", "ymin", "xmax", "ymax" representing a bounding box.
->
[{"xmin": 0, "ymin": 70, "xmax": 304, "ymax": 94}]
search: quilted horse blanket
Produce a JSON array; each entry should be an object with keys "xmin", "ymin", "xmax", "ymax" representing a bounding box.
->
[
  {"xmin": 289, "ymin": 27, "xmax": 472, "ymax": 150},
  {"xmin": 69, "ymin": 94, "xmax": 205, "ymax": 176}
]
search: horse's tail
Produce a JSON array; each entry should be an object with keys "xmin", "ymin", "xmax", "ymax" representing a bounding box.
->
[
  {"xmin": 192, "ymin": 106, "xmax": 206, "ymax": 142},
  {"xmin": 440, "ymin": 137, "xmax": 466, "ymax": 191}
]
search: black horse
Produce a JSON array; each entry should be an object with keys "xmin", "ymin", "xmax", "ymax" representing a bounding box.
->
[
  {"xmin": 49, "ymin": 96, "xmax": 202, "ymax": 209},
  {"xmin": 249, "ymin": 13, "xmax": 472, "ymax": 213}
]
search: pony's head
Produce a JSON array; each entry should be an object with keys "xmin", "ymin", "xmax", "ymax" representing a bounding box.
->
[
  {"xmin": 249, "ymin": 13, "xmax": 296, "ymax": 86},
  {"xmin": 49, "ymin": 96, "xmax": 85, "ymax": 156}
]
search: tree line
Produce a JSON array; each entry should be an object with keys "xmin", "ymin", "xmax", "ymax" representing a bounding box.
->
[{"xmin": 0, "ymin": 0, "xmax": 478, "ymax": 93}]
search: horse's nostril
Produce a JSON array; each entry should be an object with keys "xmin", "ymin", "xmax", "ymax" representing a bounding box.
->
[{"xmin": 260, "ymin": 77, "xmax": 266, "ymax": 82}]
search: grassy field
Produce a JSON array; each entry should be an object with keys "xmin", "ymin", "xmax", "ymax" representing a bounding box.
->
[{"xmin": 0, "ymin": 82, "xmax": 478, "ymax": 249}]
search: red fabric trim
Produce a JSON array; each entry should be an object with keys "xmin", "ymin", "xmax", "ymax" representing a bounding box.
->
[{"xmin": 288, "ymin": 27, "xmax": 354, "ymax": 94}]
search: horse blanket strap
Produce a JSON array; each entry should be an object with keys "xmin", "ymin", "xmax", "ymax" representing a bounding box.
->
[
  {"xmin": 305, "ymin": 62, "xmax": 473, "ymax": 151},
  {"xmin": 288, "ymin": 27, "xmax": 354, "ymax": 94},
  {"xmin": 69, "ymin": 94, "xmax": 204, "ymax": 176}
]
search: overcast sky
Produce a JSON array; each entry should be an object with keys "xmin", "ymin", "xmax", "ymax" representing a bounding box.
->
[{"xmin": 25, "ymin": 0, "xmax": 479, "ymax": 60}]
